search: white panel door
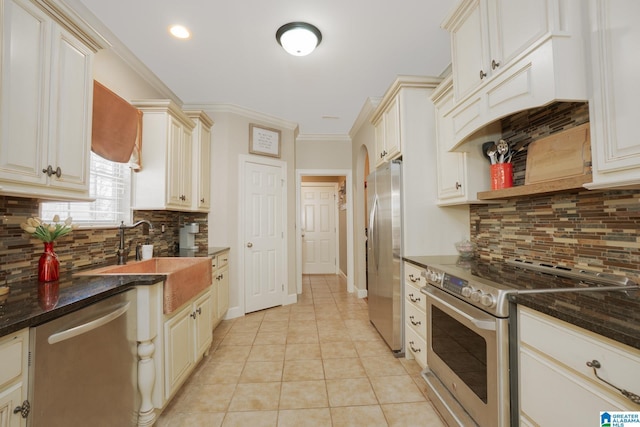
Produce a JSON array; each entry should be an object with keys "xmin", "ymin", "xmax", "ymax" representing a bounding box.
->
[
  {"xmin": 244, "ymin": 161, "xmax": 284, "ymax": 313},
  {"xmin": 301, "ymin": 184, "xmax": 337, "ymax": 274}
]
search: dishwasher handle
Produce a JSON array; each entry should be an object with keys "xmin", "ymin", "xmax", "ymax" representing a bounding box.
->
[{"xmin": 48, "ymin": 301, "xmax": 131, "ymax": 345}]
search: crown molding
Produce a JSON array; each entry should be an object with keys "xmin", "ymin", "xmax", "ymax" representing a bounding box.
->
[
  {"xmin": 184, "ymin": 103, "xmax": 300, "ymax": 132},
  {"xmin": 63, "ymin": 0, "xmax": 182, "ymax": 104},
  {"xmin": 349, "ymin": 97, "xmax": 381, "ymax": 137},
  {"xmin": 296, "ymin": 134, "xmax": 352, "ymax": 143}
]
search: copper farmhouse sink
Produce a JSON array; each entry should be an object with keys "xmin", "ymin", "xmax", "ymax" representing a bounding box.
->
[{"xmin": 76, "ymin": 257, "xmax": 212, "ymax": 314}]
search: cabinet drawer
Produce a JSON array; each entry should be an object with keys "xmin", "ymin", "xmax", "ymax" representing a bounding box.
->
[
  {"xmin": 520, "ymin": 347, "xmax": 629, "ymax": 425},
  {"xmin": 405, "ymin": 302, "xmax": 426, "ymax": 340},
  {"xmin": 404, "ymin": 262, "xmax": 425, "ymax": 288},
  {"xmin": 519, "ymin": 307, "xmax": 640, "ymax": 401},
  {"xmin": 0, "ymin": 329, "xmax": 28, "ymax": 389},
  {"xmin": 405, "ymin": 283, "xmax": 426, "ymax": 312},
  {"xmin": 405, "ymin": 324, "xmax": 427, "ymax": 369},
  {"xmin": 217, "ymin": 252, "xmax": 229, "ymax": 268}
]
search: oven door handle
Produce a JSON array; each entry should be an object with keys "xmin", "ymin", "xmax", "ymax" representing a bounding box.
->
[{"xmin": 423, "ymin": 286, "xmax": 496, "ymax": 331}]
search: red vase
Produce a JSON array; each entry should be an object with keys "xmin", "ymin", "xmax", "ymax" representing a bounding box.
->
[{"xmin": 38, "ymin": 242, "xmax": 59, "ymax": 282}]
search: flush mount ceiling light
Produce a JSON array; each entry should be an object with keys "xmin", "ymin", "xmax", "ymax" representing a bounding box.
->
[
  {"xmin": 276, "ymin": 22, "xmax": 322, "ymax": 56},
  {"xmin": 169, "ymin": 25, "xmax": 191, "ymax": 39}
]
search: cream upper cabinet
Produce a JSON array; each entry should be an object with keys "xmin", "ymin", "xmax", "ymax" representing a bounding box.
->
[
  {"xmin": 585, "ymin": 0, "xmax": 640, "ymax": 189},
  {"xmin": 0, "ymin": 0, "xmax": 103, "ymax": 201},
  {"xmin": 132, "ymin": 100, "xmax": 196, "ymax": 211},
  {"xmin": 518, "ymin": 306, "xmax": 640, "ymax": 425},
  {"xmin": 432, "ymin": 75, "xmax": 498, "ymax": 205},
  {"xmin": 373, "ymin": 95, "xmax": 401, "ymax": 167},
  {"xmin": 442, "ymin": 0, "xmax": 587, "ymax": 149},
  {"xmin": 185, "ymin": 111, "xmax": 213, "ymax": 212},
  {"xmin": 447, "ymin": 0, "xmax": 549, "ymax": 102},
  {"xmin": 372, "ymin": 76, "xmax": 438, "ymax": 168}
]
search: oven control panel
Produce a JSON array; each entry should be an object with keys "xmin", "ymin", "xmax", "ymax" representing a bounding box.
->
[{"xmin": 424, "ymin": 267, "xmax": 497, "ymax": 309}]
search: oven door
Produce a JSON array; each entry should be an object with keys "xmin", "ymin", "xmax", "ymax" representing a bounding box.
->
[{"xmin": 424, "ymin": 286, "xmax": 509, "ymax": 427}]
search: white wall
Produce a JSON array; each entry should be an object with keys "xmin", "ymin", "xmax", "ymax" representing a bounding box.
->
[
  {"xmin": 93, "ymin": 49, "xmax": 166, "ymax": 100},
  {"xmin": 203, "ymin": 109, "xmax": 298, "ymax": 317},
  {"xmin": 295, "ymin": 136, "xmax": 352, "ymax": 169}
]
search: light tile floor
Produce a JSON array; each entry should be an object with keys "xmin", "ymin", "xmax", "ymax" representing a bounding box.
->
[{"xmin": 156, "ymin": 274, "xmax": 446, "ymax": 427}]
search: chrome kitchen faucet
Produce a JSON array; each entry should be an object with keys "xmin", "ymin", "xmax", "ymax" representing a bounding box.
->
[{"xmin": 116, "ymin": 220, "xmax": 153, "ymax": 265}]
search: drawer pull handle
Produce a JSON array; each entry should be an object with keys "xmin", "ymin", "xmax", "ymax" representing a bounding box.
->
[
  {"xmin": 409, "ymin": 341, "xmax": 421, "ymax": 353},
  {"xmin": 408, "ymin": 274, "xmax": 420, "ymax": 283},
  {"xmin": 586, "ymin": 359, "xmax": 640, "ymax": 405},
  {"xmin": 409, "ymin": 315, "xmax": 421, "ymax": 326},
  {"xmin": 408, "ymin": 293, "xmax": 420, "ymax": 303}
]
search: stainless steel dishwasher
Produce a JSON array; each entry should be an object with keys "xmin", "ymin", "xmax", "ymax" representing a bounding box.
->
[{"xmin": 28, "ymin": 289, "xmax": 139, "ymax": 426}]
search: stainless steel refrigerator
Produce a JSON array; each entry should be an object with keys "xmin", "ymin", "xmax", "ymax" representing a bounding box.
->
[{"xmin": 367, "ymin": 160, "xmax": 403, "ymax": 355}]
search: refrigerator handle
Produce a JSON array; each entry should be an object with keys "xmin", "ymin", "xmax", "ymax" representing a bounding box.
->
[{"xmin": 369, "ymin": 196, "xmax": 379, "ymax": 272}]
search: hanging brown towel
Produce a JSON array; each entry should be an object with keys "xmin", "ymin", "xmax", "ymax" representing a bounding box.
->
[{"xmin": 91, "ymin": 80, "xmax": 140, "ymax": 163}]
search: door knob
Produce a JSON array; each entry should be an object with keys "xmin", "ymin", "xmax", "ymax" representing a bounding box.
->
[{"xmin": 246, "ymin": 242, "xmax": 253, "ymax": 248}]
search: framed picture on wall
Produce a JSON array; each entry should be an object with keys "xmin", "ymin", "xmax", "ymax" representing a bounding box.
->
[{"xmin": 249, "ymin": 124, "xmax": 281, "ymax": 158}]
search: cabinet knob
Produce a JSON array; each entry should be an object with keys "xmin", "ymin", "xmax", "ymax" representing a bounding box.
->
[
  {"xmin": 455, "ymin": 181, "xmax": 462, "ymax": 190},
  {"xmin": 201, "ymin": 198, "xmax": 205, "ymax": 203},
  {"xmin": 42, "ymin": 165, "xmax": 62, "ymax": 178},
  {"xmin": 197, "ymin": 307, "xmax": 202, "ymax": 315},
  {"xmin": 479, "ymin": 69, "xmax": 487, "ymax": 80},
  {"xmin": 491, "ymin": 59, "xmax": 500, "ymax": 70},
  {"xmin": 13, "ymin": 401, "xmax": 30, "ymax": 418},
  {"xmin": 246, "ymin": 242, "xmax": 253, "ymax": 248}
]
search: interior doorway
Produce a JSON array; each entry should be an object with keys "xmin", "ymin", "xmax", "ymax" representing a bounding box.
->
[
  {"xmin": 301, "ymin": 182, "xmax": 339, "ymax": 275},
  {"xmin": 296, "ymin": 170, "xmax": 353, "ymax": 295}
]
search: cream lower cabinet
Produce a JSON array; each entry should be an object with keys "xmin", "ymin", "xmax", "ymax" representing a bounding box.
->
[
  {"xmin": 163, "ymin": 288, "xmax": 212, "ymax": 401},
  {"xmin": 518, "ymin": 306, "xmax": 640, "ymax": 426},
  {"xmin": 0, "ymin": 0, "xmax": 104, "ymax": 201},
  {"xmin": 211, "ymin": 251, "xmax": 230, "ymax": 328},
  {"xmin": 585, "ymin": 0, "xmax": 640, "ymax": 189},
  {"xmin": 0, "ymin": 329, "xmax": 28, "ymax": 427},
  {"xmin": 403, "ymin": 262, "xmax": 427, "ymax": 368}
]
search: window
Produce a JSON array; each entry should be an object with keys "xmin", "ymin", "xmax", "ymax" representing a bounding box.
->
[{"xmin": 40, "ymin": 152, "xmax": 132, "ymax": 226}]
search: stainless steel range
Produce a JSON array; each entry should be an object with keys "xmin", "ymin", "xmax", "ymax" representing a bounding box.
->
[{"xmin": 412, "ymin": 255, "xmax": 639, "ymax": 427}]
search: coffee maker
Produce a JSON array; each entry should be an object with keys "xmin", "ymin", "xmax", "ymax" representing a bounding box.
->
[{"xmin": 179, "ymin": 223, "xmax": 199, "ymax": 251}]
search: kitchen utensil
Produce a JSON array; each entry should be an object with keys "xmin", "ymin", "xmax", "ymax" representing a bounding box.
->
[
  {"xmin": 506, "ymin": 139, "xmax": 526, "ymax": 162},
  {"xmin": 481, "ymin": 141, "xmax": 495, "ymax": 164},
  {"xmin": 496, "ymin": 139, "xmax": 509, "ymax": 163},
  {"xmin": 486, "ymin": 143, "xmax": 497, "ymax": 165}
]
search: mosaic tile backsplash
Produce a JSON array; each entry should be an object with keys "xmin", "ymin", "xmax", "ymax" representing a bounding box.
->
[
  {"xmin": 470, "ymin": 102, "xmax": 640, "ymax": 280},
  {"xmin": 0, "ymin": 196, "xmax": 208, "ymax": 284}
]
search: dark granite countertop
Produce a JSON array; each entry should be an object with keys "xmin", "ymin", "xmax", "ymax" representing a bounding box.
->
[
  {"xmin": 404, "ymin": 256, "xmax": 640, "ymax": 351},
  {"xmin": 0, "ymin": 248, "xmax": 231, "ymax": 338},
  {"xmin": 0, "ymin": 271, "xmax": 165, "ymax": 337}
]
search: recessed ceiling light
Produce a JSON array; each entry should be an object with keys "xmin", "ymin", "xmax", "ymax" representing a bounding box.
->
[{"xmin": 169, "ymin": 25, "xmax": 191, "ymax": 39}]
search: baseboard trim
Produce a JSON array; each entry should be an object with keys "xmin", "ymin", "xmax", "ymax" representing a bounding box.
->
[
  {"xmin": 284, "ymin": 293, "xmax": 298, "ymax": 305},
  {"xmin": 357, "ymin": 288, "xmax": 368, "ymax": 298}
]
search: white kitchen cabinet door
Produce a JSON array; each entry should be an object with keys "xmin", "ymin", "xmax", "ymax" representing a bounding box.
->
[
  {"xmin": 586, "ymin": 0, "xmax": 640, "ymax": 189},
  {"xmin": 132, "ymin": 101, "xmax": 196, "ymax": 211},
  {"xmin": 164, "ymin": 304, "xmax": 194, "ymax": 400},
  {"xmin": 0, "ymin": 329, "xmax": 29, "ymax": 427},
  {"xmin": 382, "ymin": 97, "xmax": 401, "ymax": 162},
  {"xmin": 185, "ymin": 111, "xmax": 213, "ymax": 212},
  {"xmin": 447, "ymin": 0, "xmax": 548, "ymax": 103},
  {"xmin": 166, "ymin": 116, "xmax": 193, "ymax": 209},
  {"xmin": 433, "ymin": 75, "xmax": 496, "ymax": 205},
  {"xmin": 217, "ymin": 263, "xmax": 229, "ymax": 320},
  {"xmin": 0, "ymin": 0, "xmax": 94, "ymax": 200},
  {"xmin": 518, "ymin": 306, "xmax": 640, "ymax": 425},
  {"xmin": 193, "ymin": 291, "xmax": 213, "ymax": 357},
  {"xmin": 0, "ymin": 385, "xmax": 23, "ymax": 427}
]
